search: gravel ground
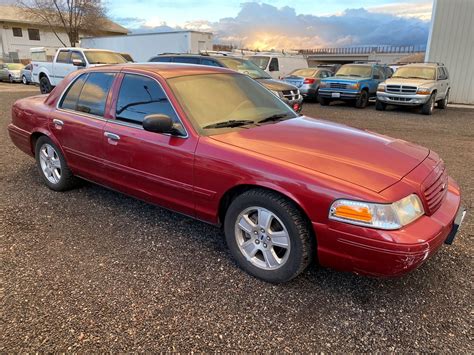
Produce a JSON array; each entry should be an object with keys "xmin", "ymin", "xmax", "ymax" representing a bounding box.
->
[{"xmin": 1, "ymin": 82, "xmax": 473, "ymax": 352}]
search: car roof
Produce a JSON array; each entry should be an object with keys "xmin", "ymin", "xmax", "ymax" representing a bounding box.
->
[
  {"xmin": 87, "ymin": 63, "xmax": 237, "ymax": 79},
  {"xmin": 404, "ymin": 63, "xmax": 439, "ymax": 67}
]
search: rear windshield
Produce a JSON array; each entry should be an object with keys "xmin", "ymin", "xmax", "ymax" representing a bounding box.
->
[
  {"xmin": 84, "ymin": 51, "xmax": 127, "ymax": 64},
  {"xmin": 248, "ymin": 56, "xmax": 270, "ymax": 70},
  {"xmin": 290, "ymin": 69, "xmax": 317, "ymax": 77},
  {"xmin": 392, "ymin": 67, "xmax": 436, "ymax": 80},
  {"xmin": 336, "ymin": 65, "xmax": 372, "ymax": 78}
]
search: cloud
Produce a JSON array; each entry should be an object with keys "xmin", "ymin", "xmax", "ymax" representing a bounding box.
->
[{"xmin": 128, "ymin": 2, "xmax": 431, "ymax": 50}]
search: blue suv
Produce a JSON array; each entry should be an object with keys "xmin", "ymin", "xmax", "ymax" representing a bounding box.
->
[{"xmin": 318, "ymin": 63, "xmax": 391, "ymax": 108}]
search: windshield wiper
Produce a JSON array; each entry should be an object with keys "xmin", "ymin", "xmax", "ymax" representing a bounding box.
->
[
  {"xmin": 257, "ymin": 113, "xmax": 291, "ymax": 124},
  {"xmin": 203, "ymin": 119, "xmax": 255, "ymax": 129}
]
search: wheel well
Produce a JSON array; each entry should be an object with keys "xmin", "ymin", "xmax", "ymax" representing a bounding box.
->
[
  {"xmin": 39, "ymin": 72, "xmax": 46, "ymax": 80},
  {"xmin": 30, "ymin": 132, "xmax": 46, "ymax": 155},
  {"xmin": 218, "ymin": 185, "xmax": 313, "ymax": 229}
]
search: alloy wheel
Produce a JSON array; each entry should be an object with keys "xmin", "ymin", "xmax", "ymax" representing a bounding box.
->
[
  {"xmin": 234, "ymin": 206, "xmax": 291, "ymax": 270},
  {"xmin": 39, "ymin": 143, "xmax": 62, "ymax": 184}
]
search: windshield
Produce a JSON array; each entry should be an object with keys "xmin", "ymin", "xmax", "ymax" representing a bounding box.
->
[
  {"xmin": 289, "ymin": 69, "xmax": 317, "ymax": 77},
  {"xmin": 392, "ymin": 67, "xmax": 436, "ymax": 80},
  {"xmin": 248, "ymin": 56, "xmax": 270, "ymax": 70},
  {"xmin": 219, "ymin": 58, "xmax": 271, "ymax": 79},
  {"xmin": 168, "ymin": 73, "xmax": 297, "ymax": 136},
  {"xmin": 7, "ymin": 63, "xmax": 24, "ymax": 70},
  {"xmin": 84, "ymin": 51, "xmax": 127, "ymax": 64},
  {"xmin": 336, "ymin": 65, "xmax": 372, "ymax": 78}
]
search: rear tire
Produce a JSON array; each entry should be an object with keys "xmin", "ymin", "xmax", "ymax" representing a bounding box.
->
[
  {"xmin": 375, "ymin": 100, "xmax": 387, "ymax": 111},
  {"xmin": 355, "ymin": 90, "xmax": 369, "ymax": 108},
  {"xmin": 319, "ymin": 97, "xmax": 330, "ymax": 106},
  {"xmin": 35, "ymin": 136, "xmax": 78, "ymax": 191},
  {"xmin": 39, "ymin": 76, "xmax": 52, "ymax": 94},
  {"xmin": 421, "ymin": 93, "xmax": 435, "ymax": 115},
  {"xmin": 224, "ymin": 189, "xmax": 314, "ymax": 283}
]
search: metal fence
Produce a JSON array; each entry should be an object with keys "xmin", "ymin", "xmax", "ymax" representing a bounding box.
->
[{"xmin": 300, "ymin": 45, "xmax": 426, "ymax": 55}]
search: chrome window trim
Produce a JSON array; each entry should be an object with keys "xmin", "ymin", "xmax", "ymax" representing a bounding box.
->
[{"xmin": 55, "ymin": 71, "xmax": 188, "ymax": 138}]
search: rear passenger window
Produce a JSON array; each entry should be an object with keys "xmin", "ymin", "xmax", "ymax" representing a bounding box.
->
[
  {"xmin": 201, "ymin": 58, "xmax": 221, "ymax": 67},
  {"xmin": 56, "ymin": 50, "xmax": 70, "ymax": 63},
  {"xmin": 174, "ymin": 57, "xmax": 199, "ymax": 64},
  {"xmin": 60, "ymin": 74, "xmax": 87, "ymax": 111},
  {"xmin": 150, "ymin": 57, "xmax": 172, "ymax": 62},
  {"xmin": 76, "ymin": 72, "xmax": 115, "ymax": 116},
  {"xmin": 115, "ymin": 74, "xmax": 178, "ymax": 125}
]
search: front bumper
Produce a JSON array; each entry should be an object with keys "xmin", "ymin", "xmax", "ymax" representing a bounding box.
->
[
  {"xmin": 313, "ymin": 178, "xmax": 464, "ymax": 277},
  {"xmin": 377, "ymin": 91, "xmax": 431, "ymax": 106},
  {"xmin": 319, "ymin": 88, "xmax": 360, "ymax": 100}
]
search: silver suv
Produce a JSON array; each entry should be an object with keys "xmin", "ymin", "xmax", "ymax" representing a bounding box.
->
[{"xmin": 376, "ymin": 63, "xmax": 450, "ymax": 115}]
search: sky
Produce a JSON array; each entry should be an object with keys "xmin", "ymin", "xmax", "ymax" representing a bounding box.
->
[
  {"xmin": 1, "ymin": 0, "xmax": 434, "ymax": 50},
  {"xmin": 106, "ymin": 0, "xmax": 434, "ymax": 50}
]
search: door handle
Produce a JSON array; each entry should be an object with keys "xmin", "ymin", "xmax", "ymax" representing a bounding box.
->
[
  {"xmin": 53, "ymin": 119, "xmax": 64, "ymax": 127},
  {"xmin": 104, "ymin": 132, "xmax": 120, "ymax": 141}
]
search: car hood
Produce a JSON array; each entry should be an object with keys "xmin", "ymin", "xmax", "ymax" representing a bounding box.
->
[
  {"xmin": 210, "ymin": 117, "xmax": 429, "ymax": 193},
  {"xmin": 385, "ymin": 78, "xmax": 435, "ymax": 87},
  {"xmin": 322, "ymin": 76, "xmax": 367, "ymax": 84},
  {"xmin": 257, "ymin": 78, "xmax": 298, "ymax": 91},
  {"xmin": 9, "ymin": 70, "xmax": 21, "ymax": 75}
]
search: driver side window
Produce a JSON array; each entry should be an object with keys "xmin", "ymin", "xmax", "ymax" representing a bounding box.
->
[
  {"xmin": 268, "ymin": 58, "xmax": 279, "ymax": 72},
  {"xmin": 115, "ymin": 74, "xmax": 179, "ymax": 125}
]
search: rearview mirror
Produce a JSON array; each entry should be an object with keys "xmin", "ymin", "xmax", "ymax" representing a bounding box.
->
[
  {"xmin": 143, "ymin": 114, "xmax": 174, "ymax": 134},
  {"xmin": 72, "ymin": 59, "xmax": 85, "ymax": 67}
]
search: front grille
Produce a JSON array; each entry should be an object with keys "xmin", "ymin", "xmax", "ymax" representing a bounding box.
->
[
  {"xmin": 329, "ymin": 83, "xmax": 349, "ymax": 89},
  {"xmin": 282, "ymin": 89, "xmax": 301, "ymax": 101},
  {"xmin": 386, "ymin": 85, "xmax": 417, "ymax": 94},
  {"xmin": 422, "ymin": 163, "xmax": 449, "ymax": 214}
]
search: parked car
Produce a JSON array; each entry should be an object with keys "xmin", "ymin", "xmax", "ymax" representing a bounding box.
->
[
  {"xmin": 0, "ymin": 63, "xmax": 24, "ymax": 83},
  {"xmin": 376, "ymin": 63, "xmax": 450, "ymax": 115},
  {"xmin": 248, "ymin": 54, "xmax": 308, "ymax": 79},
  {"xmin": 20, "ymin": 63, "xmax": 33, "ymax": 85},
  {"xmin": 318, "ymin": 63, "xmax": 389, "ymax": 108},
  {"xmin": 32, "ymin": 47, "xmax": 127, "ymax": 94},
  {"xmin": 149, "ymin": 54, "xmax": 303, "ymax": 112},
  {"xmin": 8, "ymin": 64, "xmax": 465, "ymax": 282},
  {"xmin": 282, "ymin": 67, "xmax": 333, "ymax": 101},
  {"xmin": 120, "ymin": 53, "xmax": 134, "ymax": 62},
  {"xmin": 315, "ymin": 63, "xmax": 342, "ymax": 74}
]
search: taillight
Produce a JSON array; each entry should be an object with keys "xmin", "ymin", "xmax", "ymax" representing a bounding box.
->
[{"xmin": 303, "ymin": 78, "xmax": 315, "ymax": 84}]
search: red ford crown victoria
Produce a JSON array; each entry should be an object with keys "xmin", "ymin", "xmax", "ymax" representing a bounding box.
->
[{"xmin": 8, "ymin": 64, "xmax": 465, "ymax": 283}]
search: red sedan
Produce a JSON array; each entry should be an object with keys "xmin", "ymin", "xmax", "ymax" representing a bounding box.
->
[{"xmin": 8, "ymin": 64, "xmax": 465, "ymax": 283}]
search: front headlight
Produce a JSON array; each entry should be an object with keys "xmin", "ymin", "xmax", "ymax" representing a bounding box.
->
[
  {"xmin": 271, "ymin": 90, "xmax": 282, "ymax": 98},
  {"xmin": 320, "ymin": 82, "xmax": 328, "ymax": 88},
  {"xmin": 377, "ymin": 84, "xmax": 386, "ymax": 92},
  {"xmin": 349, "ymin": 83, "xmax": 360, "ymax": 90},
  {"xmin": 329, "ymin": 194, "xmax": 424, "ymax": 230},
  {"xmin": 417, "ymin": 87, "xmax": 431, "ymax": 95}
]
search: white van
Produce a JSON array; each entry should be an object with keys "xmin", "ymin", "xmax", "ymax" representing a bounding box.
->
[{"xmin": 248, "ymin": 54, "xmax": 308, "ymax": 79}]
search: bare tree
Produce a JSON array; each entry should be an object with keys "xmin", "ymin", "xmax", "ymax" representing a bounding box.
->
[{"xmin": 19, "ymin": 0, "xmax": 107, "ymax": 47}]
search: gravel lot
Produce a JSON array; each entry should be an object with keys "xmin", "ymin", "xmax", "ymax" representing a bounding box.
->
[{"xmin": 1, "ymin": 82, "xmax": 473, "ymax": 352}]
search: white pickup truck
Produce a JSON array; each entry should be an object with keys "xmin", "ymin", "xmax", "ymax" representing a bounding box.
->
[{"xmin": 32, "ymin": 47, "xmax": 127, "ymax": 93}]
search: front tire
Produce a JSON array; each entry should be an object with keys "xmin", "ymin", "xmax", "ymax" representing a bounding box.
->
[
  {"xmin": 355, "ymin": 90, "xmax": 369, "ymax": 108},
  {"xmin": 224, "ymin": 189, "xmax": 314, "ymax": 283},
  {"xmin": 22, "ymin": 75, "xmax": 29, "ymax": 85},
  {"xmin": 421, "ymin": 93, "xmax": 435, "ymax": 115},
  {"xmin": 35, "ymin": 136, "xmax": 78, "ymax": 191},
  {"xmin": 375, "ymin": 100, "xmax": 387, "ymax": 111},
  {"xmin": 319, "ymin": 97, "xmax": 330, "ymax": 106},
  {"xmin": 39, "ymin": 76, "xmax": 52, "ymax": 94},
  {"xmin": 9, "ymin": 75, "xmax": 13, "ymax": 83},
  {"xmin": 437, "ymin": 90, "xmax": 449, "ymax": 109}
]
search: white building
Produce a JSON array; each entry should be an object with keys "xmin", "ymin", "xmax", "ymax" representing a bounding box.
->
[
  {"xmin": 80, "ymin": 31, "xmax": 214, "ymax": 62},
  {"xmin": 426, "ymin": 0, "xmax": 474, "ymax": 104},
  {"xmin": 0, "ymin": 5, "xmax": 128, "ymax": 63}
]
